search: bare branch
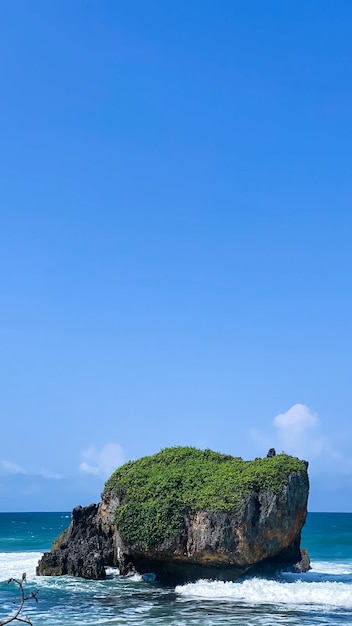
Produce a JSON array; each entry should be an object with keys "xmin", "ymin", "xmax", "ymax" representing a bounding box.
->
[{"xmin": 0, "ymin": 575, "xmax": 39, "ymax": 626}]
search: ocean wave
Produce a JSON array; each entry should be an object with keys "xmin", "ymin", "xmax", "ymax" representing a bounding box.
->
[
  {"xmin": 175, "ymin": 576, "xmax": 352, "ymax": 609},
  {"xmin": 0, "ymin": 552, "xmax": 42, "ymax": 581},
  {"xmin": 105, "ymin": 567, "xmax": 120, "ymax": 578},
  {"xmin": 310, "ymin": 559, "xmax": 352, "ymax": 575}
]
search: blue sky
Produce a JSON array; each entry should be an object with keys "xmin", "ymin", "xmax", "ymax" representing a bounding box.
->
[{"xmin": 1, "ymin": 1, "xmax": 352, "ymax": 512}]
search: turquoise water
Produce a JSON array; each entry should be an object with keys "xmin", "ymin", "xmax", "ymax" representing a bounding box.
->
[
  {"xmin": 1, "ymin": 512, "xmax": 352, "ymax": 625},
  {"xmin": 0, "ymin": 512, "xmax": 70, "ymax": 552}
]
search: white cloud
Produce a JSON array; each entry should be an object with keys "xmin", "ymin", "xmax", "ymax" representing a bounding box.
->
[
  {"xmin": 274, "ymin": 403, "xmax": 319, "ymax": 432},
  {"xmin": 273, "ymin": 404, "xmax": 323, "ymax": 456},
  {"xmin": 79, "ymin": 443, "xmax": 124, "ymax": 479},
  {"xmin": 249, "ymin": 403, "xmax": 326, "ymax": 460},
  {"xmin": 273, "ymin": 403, "xmax": 323, "ymax": 458},
  {"xmin": 1, "ymin": 460, "xmax": 27, "ymax": 475},
  {"xmin": 38, "ymin": 469, "xmax": 62, "ymax": 480},
  {"xmin": 0, "ymin": 460, "xmax": 62, "ymax": 480}
]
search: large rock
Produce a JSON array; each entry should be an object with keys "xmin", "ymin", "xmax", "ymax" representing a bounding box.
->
[
  {"xmin": 37, "ymin": 447, "xmax": 309, "ymax": 584},
  {"xmin": 36, "ymin": 498, "xmax": 119, "ymax": 579}
]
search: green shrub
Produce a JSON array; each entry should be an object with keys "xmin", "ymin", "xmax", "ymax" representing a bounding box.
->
[{"xmin": 104, "ymin": 447, "xmax": 308, "ymax": 550}]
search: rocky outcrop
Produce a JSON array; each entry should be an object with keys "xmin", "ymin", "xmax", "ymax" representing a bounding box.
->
[
  {"xmin": 36, "ymin": 498, "xmax": 119, "ymax": 579},
  {"xmin": 37, "ymin": 448, "xmax": 310, "ymax": 584},
  {"xmin": 113, "ymin": 470, "xmax": 309, "ymax": 583}
]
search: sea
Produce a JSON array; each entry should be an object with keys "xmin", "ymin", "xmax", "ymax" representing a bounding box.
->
[{"xmin": 0, "ymin": 512, "xmax": 351, "ymax": 626}]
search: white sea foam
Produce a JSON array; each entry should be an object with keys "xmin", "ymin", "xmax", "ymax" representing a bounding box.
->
[
  {"xmin": 0, "ymin": 552, "xmax": 42, "ymax": 581},
  {"xmin": 105, "ymin": 566, "xmax": 120, "ymax": 578},
  {"xmin": 125, "ymin": 573, "xmax": 143, "ymax": 582},
  {"xmin": 175, "ymin": 576, "xmax": 352, "ymax": 610},
  {"xmin": 282, "ymin": 561, "xmax": 352, "ymax": 585},
  {"xmin": 310, "ymin": 559, "xmax": 352, "ymax": 575}
]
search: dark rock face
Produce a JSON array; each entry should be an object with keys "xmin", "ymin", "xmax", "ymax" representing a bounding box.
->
[
  {"xmin": 37, "ymin": 469, "xmax": 309, "ymax": 584},
  {"xmin": 36, "ymin": 499, "xmax": 118, "ymax": 579}
]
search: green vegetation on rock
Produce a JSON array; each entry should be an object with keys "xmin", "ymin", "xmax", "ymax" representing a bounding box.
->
[{"xmin": 104, "ymin": 447, "xmax": 308, "ymax": 550}]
